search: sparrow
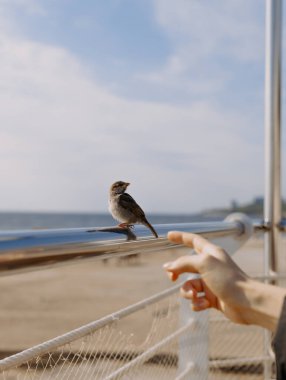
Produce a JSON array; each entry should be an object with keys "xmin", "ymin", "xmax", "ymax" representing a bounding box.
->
[{"xmin": 108, "ymin": 181, "xmax": 158, "ymax": 238}]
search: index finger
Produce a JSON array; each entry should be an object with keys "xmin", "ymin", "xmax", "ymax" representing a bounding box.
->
[{"xmin": 168, "ymin": 231, "xmax": 220, "ymax": 255}]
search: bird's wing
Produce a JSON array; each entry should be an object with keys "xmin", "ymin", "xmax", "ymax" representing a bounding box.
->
[{"xmin": 119, "ymin": 193, "xmax": 146, "ymax": 218}]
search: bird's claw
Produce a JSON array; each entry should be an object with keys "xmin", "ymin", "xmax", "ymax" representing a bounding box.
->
[{"xmin": 118, "ymin": 223, "xmax": 134, "ymax": 229}]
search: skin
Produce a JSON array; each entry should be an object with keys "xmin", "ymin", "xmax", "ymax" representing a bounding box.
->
[{"xmin": 164, "ymin": 231, "xmax": 286, "ymax": 332}]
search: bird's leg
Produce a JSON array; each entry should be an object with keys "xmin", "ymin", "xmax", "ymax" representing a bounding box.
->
[{"xmin": 118, "ymin": 223, "xmax": 134, "ymax": 229}]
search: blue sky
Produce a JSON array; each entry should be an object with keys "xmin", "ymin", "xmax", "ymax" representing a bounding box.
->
[{"xmin": 0, "ymin": 0, "xmax": 283, "ymax": 213}]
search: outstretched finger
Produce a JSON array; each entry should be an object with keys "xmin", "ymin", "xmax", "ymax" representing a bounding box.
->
[
  {"xmin": 163, "ymin": 255, "xmax": 202, "ymax": 281},
  {"xmin": 168, "ymin": 231, "xmax": 221, "ymax": 256}
]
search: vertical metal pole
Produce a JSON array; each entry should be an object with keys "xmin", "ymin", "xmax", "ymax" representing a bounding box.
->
[
  {"xmin": 264, "ymin": 0, "xmax": 282, "ymax": 274},
  {"xmin": 178, "ymin": 274, "xmax": 209, "ymax": 380},
  {"xmin": 264, "ymin": 0, "xmax": 282, "ymax": 378}
]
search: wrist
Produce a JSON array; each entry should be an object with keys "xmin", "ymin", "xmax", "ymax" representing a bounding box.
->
[{"xmin": 238, "ymin": 278, "xmax": 286, "ymax": 332}]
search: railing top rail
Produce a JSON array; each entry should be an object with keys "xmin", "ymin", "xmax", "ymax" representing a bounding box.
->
[{"xmin": 0, "ymin": 214, "xmax": 257, "ymax": 275}]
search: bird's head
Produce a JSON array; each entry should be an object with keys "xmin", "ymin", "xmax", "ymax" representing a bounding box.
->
[{"xmin": 110, "ymin": 181, "xmax": 130, "ymax": 195}]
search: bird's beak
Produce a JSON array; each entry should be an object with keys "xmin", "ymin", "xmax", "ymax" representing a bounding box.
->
[{"xmin": 125, "ymin": 182, "xmax": 130, "ymax": 187}]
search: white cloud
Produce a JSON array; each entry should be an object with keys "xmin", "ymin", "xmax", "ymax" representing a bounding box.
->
[
  {"xmin": 154, "ymin": 0, "xmax": 264, "ymax": 61},
  {"xmin": 0, "ymin": 2, "xmax": 264, "ymax": 213},
  {"xmin": 141, "ymin": 0, "xmax": 264, "ymax": 98},
  {"xmin": 0, "ymin": 0, "xmax": 46, "ymax": 15}
]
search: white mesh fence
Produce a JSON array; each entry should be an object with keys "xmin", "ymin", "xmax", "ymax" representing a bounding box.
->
[
  {"xmin": 208, "ymin": 312, "xmax": 272, "ymax": 380},
  {"xmin": 0, "ymin": 240, "xmax": 282, "ymax": 380},
  {"xmin": 0, "ymin": 285, "xmax": 188, "ymax": 380},
  {"xmin": 0, "ymin": 286, "xmax": 274, "ymax": 380}
]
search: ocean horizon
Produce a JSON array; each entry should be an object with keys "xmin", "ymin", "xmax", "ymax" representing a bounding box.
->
[{"xmin": 0, "ymin": 211, "xmax": 224, "ymax": 230}]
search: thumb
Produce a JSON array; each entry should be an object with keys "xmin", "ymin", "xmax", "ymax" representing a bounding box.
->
[{"xmin": 163, "ymin": 255, "xmax": 202, "ymax": 281}]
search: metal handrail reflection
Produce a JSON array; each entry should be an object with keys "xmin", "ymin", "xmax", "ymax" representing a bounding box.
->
[{"xmin": 0, "ymin": 214, "xmax": 256, "ymax": 275}]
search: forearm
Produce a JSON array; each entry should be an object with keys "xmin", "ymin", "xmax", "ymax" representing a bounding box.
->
[
  {"xmin": 166, "ymin": 232, "xmax": 286, "ymax": 332},
  {"xmin": 238, "ymin": 278, "xmax": 286, "ymax": 332}
]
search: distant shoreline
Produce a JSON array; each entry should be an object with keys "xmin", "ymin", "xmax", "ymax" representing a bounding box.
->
[{"xmin": 0, "ymin": 211, "xmax": 226, "ymax": 231}]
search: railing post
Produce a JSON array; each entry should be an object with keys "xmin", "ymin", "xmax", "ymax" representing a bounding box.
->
[
  {"xmin": 178, "ymin": 273, "xmax": 209, "ymax": 380},
  {"xmin": 264, "ymin": 0, "xmax": 282, "ymax": 378},
  {"xmin": 264, "ymin": 0, "xmax": 282, "ymax": 281},
  {"xmin": 177, "ymin": 214, "xmax": 253, "ymax": 379}
]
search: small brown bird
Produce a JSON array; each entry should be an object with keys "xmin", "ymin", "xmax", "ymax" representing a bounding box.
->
[{"xmin": 108, "ymin": 181, "xmax": 158, "ymax": 238}]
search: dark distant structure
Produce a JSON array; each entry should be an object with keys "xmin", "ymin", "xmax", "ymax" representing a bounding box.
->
[
  {"xmin": 230, "ymin": 196, "xmax": 285, "ymax": 216},
  {"xmin": 253, "ymin": 196, "xmax": 264, "ymax": 206},
  {"xmin": 230, "ymin": 199, "xmax": 239, "ymax": 211}
]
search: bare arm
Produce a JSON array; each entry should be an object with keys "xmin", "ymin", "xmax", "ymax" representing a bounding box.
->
[{"xmin": 163, "ymin": 231, "xmax": 286, "ymax": 332}]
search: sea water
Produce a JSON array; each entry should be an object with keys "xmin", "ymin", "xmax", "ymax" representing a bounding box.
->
[{"xmin": 0, "ymin": 211, "xmax": 223, "ymax": 230}]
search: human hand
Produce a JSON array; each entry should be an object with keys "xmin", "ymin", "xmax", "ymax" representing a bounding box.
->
[{"xmin": 164, "ymin": 232, "xmax": 256, "ymax": 325}]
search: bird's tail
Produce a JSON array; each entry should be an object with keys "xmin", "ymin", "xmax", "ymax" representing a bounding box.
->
[{"xmin": 143, "ymin": 218, "xmax": 158, "ymax": 238}]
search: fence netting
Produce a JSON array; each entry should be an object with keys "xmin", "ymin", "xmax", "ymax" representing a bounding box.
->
[
  {"xmin": 0, "ymin": 290, "xmax": 273, "ymax": 380},
  {"xmin": 0, "ymin": 236, "xmax": 280, "ymax": 380},
  {"xmin": 0, "ymin": 289, "xmax": 186, "ymax": 380}
]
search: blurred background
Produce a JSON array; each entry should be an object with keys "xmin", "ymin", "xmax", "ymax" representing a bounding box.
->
[
  {"xmin": 1, "ymin": 0, "xmax": 283, "ymax": 228},
  {"xmin": 0, "ymin": 4, "xmax": 282, "ymax": 379}
]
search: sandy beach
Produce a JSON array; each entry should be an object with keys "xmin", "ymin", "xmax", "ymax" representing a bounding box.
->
[{"xmin": 0, "ymin": 236, "xmax": 281, "ymax": 379}]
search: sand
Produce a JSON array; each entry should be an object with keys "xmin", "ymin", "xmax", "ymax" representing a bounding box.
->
[{"xmin": 0, "ymin": 236, "xmax": 280, "ymax": 379}]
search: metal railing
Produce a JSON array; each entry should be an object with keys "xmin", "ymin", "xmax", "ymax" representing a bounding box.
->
[
  {"xmin": 264, "ymin": 1, "xmax": 283, "ymax": 378},
  {"xmin": 0, "ymin": 213, "xmax": 258, "ymax": 379},
  {"xmin": 0, "ymin": 215, "xmax": 256, "ymax": 275}
]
